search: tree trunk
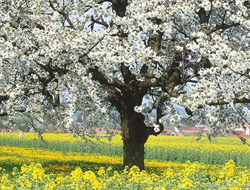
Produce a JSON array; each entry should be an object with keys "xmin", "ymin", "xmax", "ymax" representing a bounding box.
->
[{"xmin": 120, "ymin": 94, "xmax": 149, "ymax": 170}]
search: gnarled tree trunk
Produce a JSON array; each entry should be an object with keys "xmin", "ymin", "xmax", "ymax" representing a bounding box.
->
[{"xmin": 120, "ymin": 93, "xmax": 149, "ymax": 170}]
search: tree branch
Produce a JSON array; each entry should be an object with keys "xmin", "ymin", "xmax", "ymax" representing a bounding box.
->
[
  {"xmin": 196, "ymin": 7, "xmax": 212, "ymax": 24},
  {"xmin": 120, "ymin": 63, "xmax": 136, "ymax": 85},
  {"xmin": 111, "ymin": 0, "xmax": 128, "ymax": 17},
  {"xmin": 49, "ymin": 0, "xmax": 75, "ymax": 29},
  {"xmin": 79, "ymin": 27, "xmax": 114, "ymax": 59},
  {"xmin": 208, "ymin": 23, "xmax": 240, "ymax": 35},
  {"xmin": 88, "ymin": 66, "xmax": 126, "ymax": 90},
  {"xmin": 89, "ymin": 16, "xmax": 109, "ymax": 30},
  {"xmin": 228, "ymin": 66, "xmax": 250, "ymax": 79},
  {"xmin": 185, "ymin": 98, "xmax": 250, "ymax": 116},
  {"xmin": 0, "ymin": 95, "xmax": 9, "ymax": 103}
]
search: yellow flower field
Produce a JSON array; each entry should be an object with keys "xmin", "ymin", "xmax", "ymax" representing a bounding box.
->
[
  {"xmin": 0, "ymin": 146, "xmax": 122, "ymax": 166},
  {"xmin": 1, "ymin": 161, "xmax": 250, "ymax": 189},
  {"xmin": 0, "ymin": 146, "xmax": 216, "ymax": 170},
  {"xmin": 1, "ymin": 133, "xmax": 249, "ymax": 153},
  {"xmin": 1, "ymin": 133, "xmax": 250, "ymax": 189},
  {"xmin": 1, "ymin": 133, "xmax": 250, "ymax": 166}
]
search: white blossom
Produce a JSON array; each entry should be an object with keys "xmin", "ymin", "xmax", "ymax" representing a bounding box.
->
[
  {"xmin": 153, "ymin": 124, "xmax": 160, "ymax": 133},
  {"xmin": 0, "ymin": 0, "xmax": 249, "ymax": 133},
  {"xmin": 134, "ymin": 105, "xmax": 143, "ymax": 113}
]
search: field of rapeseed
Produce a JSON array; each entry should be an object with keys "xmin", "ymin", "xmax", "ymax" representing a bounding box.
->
[
  {"xmin": 1, "ymin": 133, "xmax": 250, "ymax": 166},
  {"xmin": 1, "ymin": 133, "xmax": 250, "ymax": 189},
  {"xmin": 1, "ymin": 161, "xmax": 250, "ymax": 189}
]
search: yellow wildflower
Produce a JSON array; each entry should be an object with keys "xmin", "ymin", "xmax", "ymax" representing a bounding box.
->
[
  {"xmin": 181, "ymin": 177, "xmax": 194, "ymax": 188},
  {"xmin": 70, "ymin": 167, "xmax": 83, "ymax": 180},
  {"xmin": 45, "ymin": 182, "xmax": 56, "ymax": 190},
  {"xmin": 165, "ymin": 169, "xmax": 174, "ymax": 178},
  {"xmin": 229, "ymin": 187, "xmax": 242, "ymax": 190},
  {"xmin": 0, "ymin": 185, "xmax": 5, "ymax": 190},
  {"xmin": 98, "ymin": 167, "xmax": 106, "ymax": 177}
]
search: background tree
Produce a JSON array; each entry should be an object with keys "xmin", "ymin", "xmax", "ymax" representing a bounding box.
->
[{"xmin": 0, "ymin": 0, "xmax": 249, "ymax": 170}]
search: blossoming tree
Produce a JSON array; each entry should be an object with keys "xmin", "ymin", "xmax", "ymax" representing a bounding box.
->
[{"xmin": 0, "ymin": 0, "xmax": 250, "ymax": 169}]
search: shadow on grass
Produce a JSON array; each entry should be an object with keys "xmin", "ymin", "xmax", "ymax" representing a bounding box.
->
[{"xmin": 0, "ymin": 160, "xmax": 164, "ymax": 175}]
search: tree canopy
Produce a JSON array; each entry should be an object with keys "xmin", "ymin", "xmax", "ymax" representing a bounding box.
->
[{"xmin": 0, "ymin": 0, "xmax": 250, "ymax": 169}]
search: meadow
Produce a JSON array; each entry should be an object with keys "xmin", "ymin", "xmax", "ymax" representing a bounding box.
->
[{"xmin": 1, "ymin": 133, "xmax": 250, "ymax": 189}]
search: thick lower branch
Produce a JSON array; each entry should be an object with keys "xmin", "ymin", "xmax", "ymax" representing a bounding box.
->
[
  {"xmin": 112, "ymin": 0, "xmax": 128, "ymax": 17},
  {"xmin": 120, "ymin": 63, "xmax": 136, "ymax": 85},
  {"xmin": 103, "ymin": 85, "xmax": 122, "ymax": 112},
  {"xmin": 0, "ymin": 95, "xmax": 9, "ymax": 103},
  {"xmin": 89, "ymin": 66, "xmax": 127, "ymax": 90}
]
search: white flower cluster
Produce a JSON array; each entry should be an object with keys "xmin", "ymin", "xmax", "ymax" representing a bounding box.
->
[
  {"xmin": 134, "ymin": 105, "xmax": 144, "ymax": 113},
  {"xmin": 153, "ymin": 124, "xmax": 160, "ymax": 133},
  {"xmin": 0, "ymin": 0, "xmax": 249, "ymax": 131}
]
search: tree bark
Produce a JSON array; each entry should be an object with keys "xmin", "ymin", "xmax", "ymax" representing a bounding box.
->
[{"xmin": 120, "ymin": 93, "xmax": 149, "ymax": 170}]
